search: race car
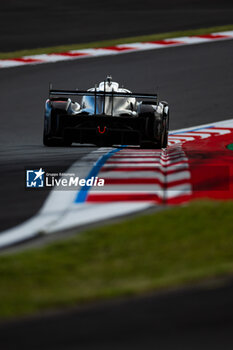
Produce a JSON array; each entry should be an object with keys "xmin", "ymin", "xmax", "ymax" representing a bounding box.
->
[{"xmin": 43, "ymin": 76, "xmax": 169, "ymax": 148}]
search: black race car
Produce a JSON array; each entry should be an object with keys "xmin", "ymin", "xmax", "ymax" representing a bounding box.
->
[{"xmin": 43, "ymin": 76, "xmax": 169, "ymax": 148}]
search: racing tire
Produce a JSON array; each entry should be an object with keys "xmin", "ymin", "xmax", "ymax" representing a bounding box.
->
[
  {"xmin": 43, "ymin": 134, "xmax": 59, "ymax": 147},
  {"xmin": 43, "ymin": 133, "xmax": 71, "ymax": 147},
  {"xmin": 161, "ymin": 103, "xmax": 169, "ymax": 148},
  {"xmin": 161, "ymin": 117, "xmax": 168, "ymax": 148},
  {"xmin": 139, "ymin": 104, "xmax": 166, "ymax": 149},
  {"xmin": 43, "ymin": 110, "xmax": 72, "ymax": 147}
]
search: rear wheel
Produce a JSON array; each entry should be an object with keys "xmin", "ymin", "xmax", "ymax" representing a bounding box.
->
[
  {"xmin": 43, "ymin": 133, "xmax": 58, "ymax": 147},
  {"xmin": 162, "ymin": 126, "xmax": 168, "ymax": 148},
  {"xmin": 43, "ymin": 111, "xmax": 71, "ymax": 147},
  {"xmin": 43, "ymin": 133, "xmax": 71, "ymax": 147},
  {"xmin": 160, "ymin": 102, "xmax": 169, "ymax": 148},
  {"xmin": 139, "ymin": 105, "xmax": 165, "ymax": 149},
  {"xmin": 141, "ymin": 106, "xmax": 169, "ymax": 149}
]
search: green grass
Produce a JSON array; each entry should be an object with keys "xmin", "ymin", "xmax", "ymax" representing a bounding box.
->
[
  {"xmin": 0, "ymin": 200, "xmax": 233, "ymax": 320},
  {"xmin": 0, "ymin": 24, "xmax": 233, "ymax": 60}
]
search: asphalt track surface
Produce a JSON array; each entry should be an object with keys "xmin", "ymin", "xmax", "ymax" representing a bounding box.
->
[
  {"xmin": 1, "ymin": 0, "xmax": 233, "ymax": 52},
  {"xmin": 1, "ymin": 279, "xmax": 233, "ymax": 350},
  {"xmin": 0, "ymin": 39, "xmax": 233, "ymax": 232}
]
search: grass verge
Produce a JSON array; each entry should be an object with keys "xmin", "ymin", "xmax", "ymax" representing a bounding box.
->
[
  {"xmin": 0, "ymin": 24, "xmax": 233, "ymax": 60},
  {"xmin": 0, "ymin": 200, "xmax": 233, "ymax": 320}
]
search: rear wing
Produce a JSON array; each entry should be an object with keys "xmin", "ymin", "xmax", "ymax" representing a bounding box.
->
[
  {"xmin": 49, "ymin": 85, "xmax": 157, "ymax": 115},
  {"xmin": 49, "ymin": 88, "xmax": 157, "ymax": 101}
]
